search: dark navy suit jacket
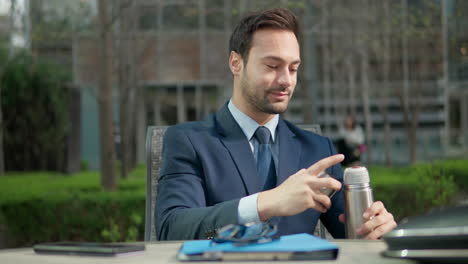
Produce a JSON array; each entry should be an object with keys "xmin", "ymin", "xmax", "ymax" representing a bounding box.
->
[{"xmin": 155, "ymin": 104, "xmax": 345, "ymax": 240}]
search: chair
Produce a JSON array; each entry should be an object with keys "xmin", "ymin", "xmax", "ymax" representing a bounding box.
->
[
  {"xmin": 145, "ymin": 126, "xmax": 168, "ymax": 241},
  {"xmin": 144, "ymin": 124, "xmax": 331, "ymax": 241}
]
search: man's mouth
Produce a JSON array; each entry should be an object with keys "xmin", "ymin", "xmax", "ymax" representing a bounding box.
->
[{"xmin": 269, "ymin": 91, "xmax": 289, "ymax": 100}]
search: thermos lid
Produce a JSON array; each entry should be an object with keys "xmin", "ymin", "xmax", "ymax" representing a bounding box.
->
[{"xmin": 344, "ymin": 166, "xmax": 370, "ymax": 185}]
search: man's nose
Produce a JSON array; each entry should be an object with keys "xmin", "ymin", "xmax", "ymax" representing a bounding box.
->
[{"xmin": 277, "ymin": 69, "xmax": 293, "ymax": 88}]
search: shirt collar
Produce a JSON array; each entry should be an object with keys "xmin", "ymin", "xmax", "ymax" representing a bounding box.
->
[{"xmin": 228, "ymin": 99, "xmax": 278, "ymax": 142}]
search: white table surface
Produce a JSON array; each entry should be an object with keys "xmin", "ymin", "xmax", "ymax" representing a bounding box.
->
[{"xmin": 0, "ymin": 240, "xmax": 416, "ymax": 264}]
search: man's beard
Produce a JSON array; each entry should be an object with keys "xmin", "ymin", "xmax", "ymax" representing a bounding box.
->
[{"xmin": 240, "ymin": 74, "xmax": 290, "ymax": 115}]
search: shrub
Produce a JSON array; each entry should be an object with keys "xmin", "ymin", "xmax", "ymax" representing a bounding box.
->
[
  {"xmin": 433, "ymin": 159, "xmax": 468, "ymax": 192},
  {"xmin": 371, "ymin": 160, "xmax": 464, "ymax": 222},
  {"xmin": 1, "ymin": 51, "xmax": 70, "ymax": 171},
  {"xmin": 413, "ymin": 164, "xmax": 457, "ymax": 211},
  {"xmin": 1, "ymin": 192, "xmax": 145, "ymax": 247},
  {"xmin": 0, "ymin": 169, "xmax": 146, "ymax": 248}
]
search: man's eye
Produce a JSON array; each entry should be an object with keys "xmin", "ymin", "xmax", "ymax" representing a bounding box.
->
[
  {"xmin": 267, "ymin": 65, "xmax": 278, "ymax": 69},
  {"xmin": 290, "ymin": 68, "xmax": 298, "ymax": 72}
]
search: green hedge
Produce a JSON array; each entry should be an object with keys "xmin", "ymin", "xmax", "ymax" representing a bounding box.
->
[
  {"xmin": 433, "ymin": 159, "xmax": 468, "ymax": 192},
  {"xmin": 370, "ymin": 159, "xmax": 468, "ymax": 221},
  {"xmin": 0, "ymin": 167, "xmax": 146, "ymax": 248},
  {"xmin": 1, "ymin": 160, "xmax": 467, "ymax": 248}
]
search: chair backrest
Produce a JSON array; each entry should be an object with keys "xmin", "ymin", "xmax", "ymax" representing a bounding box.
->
[
  {"xmin": 145, "ymin": 126, "xmax": 168, "ymax": 241},
  {"xmin": 144, "ymin": 124, "xmax": 330, "ymax": 241}
]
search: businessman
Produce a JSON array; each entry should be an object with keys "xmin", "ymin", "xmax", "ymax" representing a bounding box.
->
[{"xmin": 155, "ymin": 8, "xmax": 396, "ymax": 240}]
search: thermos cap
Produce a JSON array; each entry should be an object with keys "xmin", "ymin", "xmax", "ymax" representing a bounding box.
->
[{"xmin": 344, "ymin": 166, "xmax": 370, "ymax": 185}]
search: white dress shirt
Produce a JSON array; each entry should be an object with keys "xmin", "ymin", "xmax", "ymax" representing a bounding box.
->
[{"xmin": 228, "ymin": 100, "xmax": 279, "ymax": 224}]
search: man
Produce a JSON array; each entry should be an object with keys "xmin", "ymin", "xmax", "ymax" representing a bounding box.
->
[{"xmin": 155, "ymin": 8, "xmax": 396, "ymax": 240}]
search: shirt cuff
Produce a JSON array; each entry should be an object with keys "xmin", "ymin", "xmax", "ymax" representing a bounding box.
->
[{"xmin": 238, "ymin": 193, "xmax": 261, "ymax": 224}]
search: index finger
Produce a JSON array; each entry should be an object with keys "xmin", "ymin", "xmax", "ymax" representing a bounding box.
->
[
  {"xmin": 306, "ymin": 154, "xmax": 344, "ymax": 175},
  {"xmin": 363, "ymin": 201, "xmax": 386, "ymax": 219}
]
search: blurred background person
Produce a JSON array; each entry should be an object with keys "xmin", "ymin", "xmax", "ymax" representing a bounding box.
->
[{"xmin": 335, "ymin": 115, "xmax": 365, "ymax": 167}]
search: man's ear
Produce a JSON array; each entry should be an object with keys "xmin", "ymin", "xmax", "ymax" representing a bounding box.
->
[{"xmin": 229, "ymin": 51, "xmax": 243, "ymax": 76}]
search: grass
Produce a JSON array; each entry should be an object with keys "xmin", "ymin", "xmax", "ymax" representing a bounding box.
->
[{"xmin": 0, "ymin": 165, "xmax": 146, "ymax": 204}]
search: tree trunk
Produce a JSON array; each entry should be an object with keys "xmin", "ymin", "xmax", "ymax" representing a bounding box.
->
[
  {"xmin": 400, "ymin": 0, "xmax": 415, "ymax": 165},
  {"xmin": 382, "ymin": 105, "xmax": 392, "ymax": 166},
  {"xmin": 98, "ymin": 0, "xmax": 117, "ymax": 190},
  {"xmin": 408, "ymin": 50, "xmax": 426, "ymax": 164},
  {"xmin": 128, "ymin": 62, "xmax": 138, "ymax": 170},
  {"xmin": 322, "ymin": 3, "xmax": 331, "ymax": 134},
  {"xmin": 361, "ymin": 49, "xmax": 373, "ymax": 165},
  {"xmin": 118, "ymin": 88, "xmax": 130, "ymax": 179},
  {"xmin": 66, "ymin": 86, "xmax": 81, "ymax": 173},
  {"xmin": 129, "ymin": 4, "xmax": 138, "ymax": 172},
  {"xmin": 117, "ymin": 0, "xmax": 133, "ymax": 179},
  {"xmin": 346, "ymin": 12, "xmax": 357, "ymax": 118},
  {"xmin": 407, "ymin": 80, "xmax": 421, "ymax": 165},
  {"xmin": 381, "ymin": 0, "xmax": 392, "ymax": 166},
  {"xmin": 135, "ymin": 87, "xmax": 146, "ymax": 165},
  {"xmin": 360, "ymin": 0, "xmax": 373, "ymax": 165},
  {"xmin": 409, "ymin": 106, "xmax": 419, "ymax": 164},
  {"xmin": 346, "ymin": 57, "xmax": 357, "ymax": 117},
  {"xmin": 298, "ymin": 4, "xmax": 313, "ymax": 124},
  {"xmin": 0, "ymin": 81, "xmax": 4, "ymax": 175}
]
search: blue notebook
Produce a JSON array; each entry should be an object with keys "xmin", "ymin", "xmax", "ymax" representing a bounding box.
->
[{"xmin": 177, "ymin": 233, "xmax": 339, "ymax": 261}]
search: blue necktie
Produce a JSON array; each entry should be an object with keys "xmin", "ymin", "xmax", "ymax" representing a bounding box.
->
[{"xmin": 254, "ymin": 126, "xmax": 277, "ymax": 190}]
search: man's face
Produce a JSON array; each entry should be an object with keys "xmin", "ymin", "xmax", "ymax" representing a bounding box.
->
[{"xmin": 238, "ymin": 29, "xmax": 300, "ymax": 115}]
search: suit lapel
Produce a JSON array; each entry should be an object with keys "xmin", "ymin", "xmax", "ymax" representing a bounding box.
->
[
  {"xmin": 215, "ymin": 105, "xmax": 262, "ymax": 195},
  {"xmin": 278, "ymin": 119, "xmax": 301, "ymax": 185}
]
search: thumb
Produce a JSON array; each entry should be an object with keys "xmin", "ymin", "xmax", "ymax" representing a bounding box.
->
[{"xmin": 339, "ymin": 214, "xmax": 345, "ymax": 223}]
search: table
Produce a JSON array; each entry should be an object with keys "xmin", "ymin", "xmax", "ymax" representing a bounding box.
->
[{"xmin": 0, "ymin": 240, "xmax": 415, "ymax": 264}]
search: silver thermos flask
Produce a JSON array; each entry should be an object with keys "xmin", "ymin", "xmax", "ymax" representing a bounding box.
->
[{"xmin": 344, "ymin": 166, "xmax": 374, "ymax": 239}]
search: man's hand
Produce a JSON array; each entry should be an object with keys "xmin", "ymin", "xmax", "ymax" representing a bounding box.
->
[
  {"xmin": 338, "ymin": 201, "xmax": 397, "ymax": 240},
  {"xmin": 257, "ymin": 154, "xmax": 344, "ymax": 221}
]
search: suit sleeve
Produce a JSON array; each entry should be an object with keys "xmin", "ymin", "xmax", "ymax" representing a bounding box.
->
[
  {"xmin": 320, "ymin": 138, "xmax": 346, "ymax": 238},
  {"xmin": 155, "ymin": 126, "xmax": 239, "ymax": 240}
]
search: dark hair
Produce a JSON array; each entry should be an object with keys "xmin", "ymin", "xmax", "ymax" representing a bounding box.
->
[
  {"xmin": 346, "ymin": 115, "xmax": 357, "ymax": 129},
  {"xmin": 229, "ymin": 8, "xmax": 299, "ymax": 63}
]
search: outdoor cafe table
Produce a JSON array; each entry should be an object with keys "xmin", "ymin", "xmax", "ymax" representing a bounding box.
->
[{"xmin": 0, "ymin": 239, "xmax": 416, "ymax": 264}]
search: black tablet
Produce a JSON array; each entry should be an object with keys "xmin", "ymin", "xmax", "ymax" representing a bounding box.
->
[{"xmin": 34, "ymin": 242, "xmax": 145, "ymax": 256}]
